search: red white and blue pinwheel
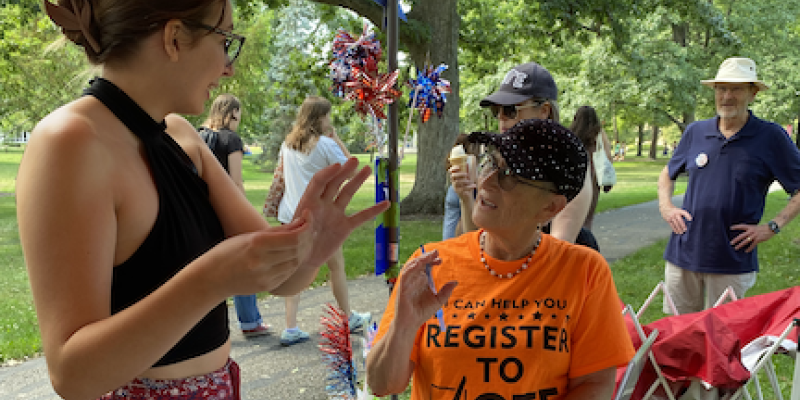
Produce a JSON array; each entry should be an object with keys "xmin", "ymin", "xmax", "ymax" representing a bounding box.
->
[{"xmin": 407, "ymin": 63, "xmax": 451, "ymax": 123}]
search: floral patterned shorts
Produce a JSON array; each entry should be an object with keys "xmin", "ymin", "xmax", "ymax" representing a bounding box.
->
[{"xmin": 99, "ymin": 358, "xmax": 240, "ymax": 400}]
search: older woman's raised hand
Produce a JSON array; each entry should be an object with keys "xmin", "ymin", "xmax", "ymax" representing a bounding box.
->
[
  {"xmin": 394, "ymin": 250, "xmax": 458, "ymax": 328},
  {"xmin": 294, "ymin": 157, "xmax": 390, "ymax": 268}
]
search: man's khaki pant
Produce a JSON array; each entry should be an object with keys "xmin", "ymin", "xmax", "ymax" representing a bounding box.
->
[{"xmin": 663, "ymin": 262, "xmax": 756, "ymax": 315}]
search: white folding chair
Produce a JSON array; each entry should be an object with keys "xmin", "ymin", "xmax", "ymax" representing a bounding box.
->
[
  {"xmin": 639, "ymin": 282, "xmax": 736, "ymax": 318},
  {"xmin": 622, "ymin": 304, "xmax": 677, "ymax": 400},
  {"xmin": 712, "ymin": 286, "xmax": 739, "ymax": 308},
  {"xmin": 792, "ymin": 320, "xmax": 800, "ymax": 400},
  {"xmin": 637, "ymin": 281, "xmax": 679, "ymax": 318},
  {"xmin": 634, "ymin": 286, "xmax": 796, "ymax": 400},
  {"xmin": 615, "ymin": 327, "xmax": 660, "ymax": 400},
  {"xmin": 729, "ymin": 319, "xmax": 799, "ymax": 400},
  {"xmin": 684, "ymin": 288, "xmax": 789, "ymax": 400}
]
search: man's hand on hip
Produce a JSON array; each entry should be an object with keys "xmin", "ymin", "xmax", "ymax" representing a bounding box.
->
[
  {"xmin": 730, "ymin": 223, "xmax": 774, "ymax": 253},
  {"xmin": 660, "ymin": 205, "xmax": 693, "ymax": 234}
]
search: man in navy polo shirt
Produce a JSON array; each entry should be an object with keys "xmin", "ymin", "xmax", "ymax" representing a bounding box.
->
[{"xmin": 657, "ymin": 57, "xmax": 800, "ymax": 314}]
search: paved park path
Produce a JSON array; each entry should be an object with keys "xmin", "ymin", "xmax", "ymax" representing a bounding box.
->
[{"xmin": 0, "ymin": 195, "xmax": 682, "ymax": 400}]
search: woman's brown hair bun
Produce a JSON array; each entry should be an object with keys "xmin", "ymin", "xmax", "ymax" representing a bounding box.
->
[
  {"xmin": 43, "ymin": 0, "xmax": 103, "ymax": 61},
  {"xmin": 43, "ymin": 0, "xmax": 225, "ymax": 65}
]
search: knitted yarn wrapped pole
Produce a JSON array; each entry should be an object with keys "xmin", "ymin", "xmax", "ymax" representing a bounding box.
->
[{"xmin": 375, "ymin": 157, "xmax": 398, "ymax": 280}]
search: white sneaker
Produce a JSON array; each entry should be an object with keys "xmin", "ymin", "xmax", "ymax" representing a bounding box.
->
[
  {"xmin": 349, "ymin": 311, "xmax": 371, "ymax": 333},
  {"xmin": 280, "ymin": 329, "xmax": 310, "ymax": 346}
]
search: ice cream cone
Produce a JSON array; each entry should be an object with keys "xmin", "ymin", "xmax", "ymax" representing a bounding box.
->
[
  {"xmin": 449, "ymin": 154, "xmax": 468, "ymax": 168},
  {"xmin": 449, "ymin": 145, "xmax": 468, "ymax": 169}
]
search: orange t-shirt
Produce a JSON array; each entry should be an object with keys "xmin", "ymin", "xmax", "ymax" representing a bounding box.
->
[{"xmin": 375, "ymin": 231, "xmax": 634, "ymax": 400}]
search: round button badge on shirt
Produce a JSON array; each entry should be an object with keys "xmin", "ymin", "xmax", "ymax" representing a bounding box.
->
[{"xmin": 695, "ymin": 153, "xmax": 708, "ymax": 168}]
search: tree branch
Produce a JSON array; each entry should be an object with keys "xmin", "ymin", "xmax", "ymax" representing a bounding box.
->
[
  {"xmin": 307, "ymin": 0, "xmax": 428, "ymax": 50},
  {"xmin": 580, "ymin": 24, "xmax": 602, "ymax": 35},
  {"xmin": 657, "ymin": 109, "xmax": 685, "ymax": 129},
  {"xmin": 613, "ymin": 100, "xmax": 687, "ymax": 131}
]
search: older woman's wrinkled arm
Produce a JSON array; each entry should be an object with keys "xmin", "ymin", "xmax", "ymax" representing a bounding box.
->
[
  {"xmin": 564, "ymin": 367, "xmax": 616, "ymax": 400},
  {"xmin": 367, "ymin": 250, "xmax": 458, "ymax": 395},
  {"xmin": 366, "ymin": 322, "xmax": 417, "ymax": 396}
]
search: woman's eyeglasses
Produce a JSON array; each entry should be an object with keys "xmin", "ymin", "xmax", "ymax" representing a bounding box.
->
[
  {"xmin": 488, "ymin": 101, "xmax": 544, "ymax": 119},
  {"xmin": 478, "ymin": 153, "xmax": 558, "ymax": 193},
  {"xmin": 183, "ymin": 21, "xmax": 246, "ymax": 66}
]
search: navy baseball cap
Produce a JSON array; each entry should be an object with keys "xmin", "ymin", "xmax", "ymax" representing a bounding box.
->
[{"xmin": 480, "ymin": 62, "xmax": 558, "ymax": 107}]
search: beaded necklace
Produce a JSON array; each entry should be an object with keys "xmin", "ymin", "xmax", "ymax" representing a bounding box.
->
[{"xmin": 479, "ymin": 231, "xmax": 541, "ymax": 279}]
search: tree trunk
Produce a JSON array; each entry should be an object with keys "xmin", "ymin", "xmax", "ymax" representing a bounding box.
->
[
  {"xmin": 649, "ymin": 124, "xmax": 659, "ymax": 160},
  {"xmin": 399, "ymin": 0, "xmax": 460, "ymax": 214},
  {"xmin": 795, "ymin": 95, "xmax": 800, "ymax": 149},
  {"xmin": 612, "ymin": 103, "xmax": 619, "ymax": 143},
  {"xmin": 310, "ymin": 0, "xmax": 459, "ymax": 215},
  {"xmin": 672, "ymin": 23, "xmax": 687, "ymax": 47},
  {"xmin": 682, "ymin": 110, "xmax": 695, "ymax": 130},
  {"xmin": 637, "ymin": 124, "xmax": 645, "ymax": 156}
]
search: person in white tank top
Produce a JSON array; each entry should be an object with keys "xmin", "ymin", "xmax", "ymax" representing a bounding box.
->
[{"xmin": 275, "ymin": 96, "xmax": 372, "ymax": 346}]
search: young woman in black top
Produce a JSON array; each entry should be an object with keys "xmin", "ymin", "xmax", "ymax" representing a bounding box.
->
[{"xmin": 18, "ymin": 1, "xmax": 387, "ymax": 399}]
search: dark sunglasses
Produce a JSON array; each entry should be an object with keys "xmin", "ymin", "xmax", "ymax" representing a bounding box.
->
[
  {"xmin": 488, "ymin": 100, "xmax": 545, "ymax": 119},
  {"xmin": 478, "ymin": 152, "xmax": 558, "ymax": 193},
  {"xmin": 183, "ymin": 20, "xmax": 246, "ymax": 66}
]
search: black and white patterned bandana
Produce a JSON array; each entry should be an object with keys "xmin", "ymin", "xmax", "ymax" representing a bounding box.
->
[{"xmin": 468, "ymin": 119, "xmax": 587, "ymax": 201}]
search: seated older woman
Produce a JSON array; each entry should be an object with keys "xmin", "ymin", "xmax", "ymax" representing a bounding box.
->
[{"xmin": 367, "ymin": 119, "xmax": 634, "ymax": 400}]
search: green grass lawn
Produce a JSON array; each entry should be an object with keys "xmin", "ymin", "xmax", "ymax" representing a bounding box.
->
[
  {"xmin": 597, "ymin": 156, "xmax": 687, "ymax": 214},
  {"xmin": 0, "ymin": 148, "xmax": 37, "ymax": 362},
  {"xmin": 1, "ymin": 149, "xmax": 795, "ymax": 397}
]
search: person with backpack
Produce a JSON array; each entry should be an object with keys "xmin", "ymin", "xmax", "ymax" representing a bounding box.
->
[{"xmin": 199, "ymin": 93, "xmax": 270, "ymax": 338}]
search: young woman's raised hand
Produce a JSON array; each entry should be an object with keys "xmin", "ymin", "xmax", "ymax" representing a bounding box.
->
[
  {"xmin": 294, "ymin": 157, "xmax": 389, "ymax": 268},
  {"xmin": 204, "ymin": 217, "xmax": 314, "ymax": 297}
]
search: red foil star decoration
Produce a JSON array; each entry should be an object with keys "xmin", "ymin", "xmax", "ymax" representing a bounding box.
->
[{"xmin": 344, "ymin": 68, "xmax": 401, "ymax": 120}]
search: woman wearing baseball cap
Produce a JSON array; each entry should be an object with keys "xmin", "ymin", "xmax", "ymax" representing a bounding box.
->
[
  {"xmin": 449, "ymin": 62, "xmax": 595, "ymax": 248},
  {"xmin": 368, "ymin": 119, "xmax": 634, "ymax": 399}
]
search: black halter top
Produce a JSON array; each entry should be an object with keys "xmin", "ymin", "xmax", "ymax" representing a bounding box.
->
[{"xmin": 85, "ymin": 78, "xmax": 229, "ymax": 367}]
